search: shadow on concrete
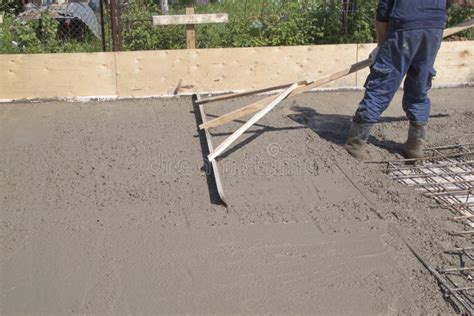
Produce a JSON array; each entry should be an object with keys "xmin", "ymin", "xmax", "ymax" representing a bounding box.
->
[{"xmin": 287, "ymin": 105, "xmax": 449, "ymax": 155}]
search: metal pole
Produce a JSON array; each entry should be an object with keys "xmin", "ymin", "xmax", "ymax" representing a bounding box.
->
[
  {"xmin": 365, "ymin": 151, "xmax": 474, "ymax": 163},
  {"xmin": 407, "ymin": 180, "xmax": 474, "ymax": 187},
  {"xmin": 99, "ymin": 0, "xmax": 106, "ymax": 51},
  {"xmin": 160, "ymin": 0, "xmax": 169, "ymax": 15},
  {"xmin": 387, "ymin": 160, "xmax": 474, "ymax": 171},
  {"xmin": 389, "ymin": 170, "xmax": 473, "ymax": 180}
]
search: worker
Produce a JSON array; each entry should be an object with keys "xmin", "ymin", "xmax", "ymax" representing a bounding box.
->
[{"xmin": 344, "ymin": 0, "xmax": 449, "ymax": 159}]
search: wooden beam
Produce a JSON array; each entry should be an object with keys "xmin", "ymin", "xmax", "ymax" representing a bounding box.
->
[
  {"xmin": 200, "ymin": 59, "xmax": 371, "ymax": 130},
  {"xmin": 186, "ymin": 7, "xmax": 196, "ymax": 49},
  {"xmin": 0, "ymin": 15, "xmax": 3, "ymax": 24},
  {"xmin": 195, "ymin": 80, "xmax": 310, "ymax": 105},
  {"xmin": 201, "ymin": 94, "xmax": 281, "ymax": 130},
  {"xmin": 208, "ymin": 83, "xmax": 298, "ymax": 162},
  {"xmin": 153, "ymin": 13, "xmax": 228, "ymax": 26}
]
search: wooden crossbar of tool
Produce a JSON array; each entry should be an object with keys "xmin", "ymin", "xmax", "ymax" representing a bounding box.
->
[
  {"xmin": 199, "ymin": 59, "xmax": 370, "ymax": 130},
  {"xmin": 208, "ymin": 83, "xmax": 299, "ymax": 161}
]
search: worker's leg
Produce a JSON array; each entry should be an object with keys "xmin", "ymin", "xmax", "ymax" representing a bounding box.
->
[
  {"xmin": 402, "ymin": 29, "xmax": 443, "ymax": 158},
  {"xmin": 353, "ymin": 67, "xmax": 403, "ymax": 124},
  {"xmin": 402, "ymin": 29, "xmax": 443, "ymax": 123},
  {"xmin": 345, "ymin": 30, "xmax": 416, "ymax": 158},
  {"xmin": 353, "ymin": 37, "xmax": 405, "ymax": 124}
]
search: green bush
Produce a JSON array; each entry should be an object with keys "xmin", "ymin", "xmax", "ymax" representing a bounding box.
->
[
  {"xmin": 182, "ymin": 0, "xmax": 377, "ymax": 48},
  {"xmin": 0, "ymin": 14, "xmax": 17, "ymax": 54},
  {"xmin": 122, "ymin": 0, "xmax": 186, "ymax": 50}
]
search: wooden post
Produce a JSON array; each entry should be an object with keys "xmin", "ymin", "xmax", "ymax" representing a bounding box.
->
[
  {"xmin": 109, "ymin": 0, "xmax": 122, "ymax": 51},
  {"xmin": 186, "ymin": 7, "xmax": 196, "ymax": 49}
]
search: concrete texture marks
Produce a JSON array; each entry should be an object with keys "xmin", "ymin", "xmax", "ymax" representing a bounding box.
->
[{"xmin": 1, "ymin": 87, "xmax": 473, "ymax": 314}]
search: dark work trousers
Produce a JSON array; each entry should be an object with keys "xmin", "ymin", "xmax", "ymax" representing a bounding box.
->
[{"xmin": 354, "ymin": 28, "xmax": 443, "ymax": 124}]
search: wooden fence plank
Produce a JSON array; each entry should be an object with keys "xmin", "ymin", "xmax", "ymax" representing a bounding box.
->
[
  {"xmin": 0, "ymin": 53, "xmax": 117, "ymax": 100},
  {"xmin": 115, "ymin": 45, "xmax": 358, "ymax": 98},
  {"xmin": 0, "ymin": 41, "xmax": 472, "ymax": 101}
]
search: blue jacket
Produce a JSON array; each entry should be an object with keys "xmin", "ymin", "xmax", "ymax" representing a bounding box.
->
[{"xmin": 376, "ymin": 0, "xmax": 448, "ymax": 31}]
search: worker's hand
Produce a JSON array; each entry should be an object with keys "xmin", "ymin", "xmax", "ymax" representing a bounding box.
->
[{"xmin": 369, "ymin": 46, "xmax": 380, "ymax": 66}]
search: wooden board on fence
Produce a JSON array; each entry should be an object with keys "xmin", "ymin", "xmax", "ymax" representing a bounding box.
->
[
  {"xmin": 153, "ymin": 13, "xmax": 228, "ymax": 26},
  {"xmin": 0, "ymin": 53, "xmax": 117, "ymax": 100},
  {"xmin": 433, "ymin": 41, "xmax": 474, "ymax": 84},
  {"xmin": 0, "ymin": 41, "xmax": 472, "ymax": 101},
  {"xmin": 115, "ymin": 50, "xmax": 189, "ymax": 97},
  {"xmin": 115, "ymin": 44, "xmax": 358, "ymax": 98}
]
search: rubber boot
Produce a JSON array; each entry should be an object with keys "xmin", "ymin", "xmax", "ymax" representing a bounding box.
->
[
  {"xmin": 403, "ymin": 122, "xmax": 427, "ymax": 159},
  {"xmin": 343, "ymin": 122, "xmax": 373, "ymax": 159}
]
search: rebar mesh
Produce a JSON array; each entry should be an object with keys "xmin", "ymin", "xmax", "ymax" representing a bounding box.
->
[{"xmin": 386, "ymin": 143, "xmax": 473, "ymax": 314}]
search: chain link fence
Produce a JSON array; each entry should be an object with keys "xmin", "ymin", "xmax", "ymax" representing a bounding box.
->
[
  {"xmin": 1, "ymin": 0, "xmax": 473, "ymax": 54},
  {"xmin": 0, "ymin": 0, "xmax": 109, "ymax": 53}
]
